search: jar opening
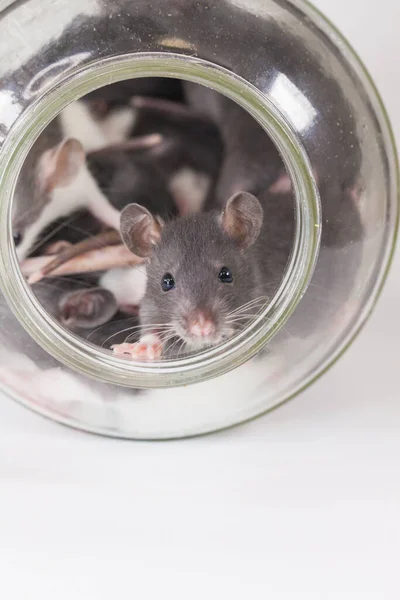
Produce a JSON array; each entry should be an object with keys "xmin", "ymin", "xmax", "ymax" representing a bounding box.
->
[{"xmin": 0, "ymin": 54, "xmax": 320, "ymax": 388}]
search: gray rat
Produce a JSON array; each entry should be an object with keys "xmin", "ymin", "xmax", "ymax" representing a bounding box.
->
[
  {"xmin": 184, "ymin": 82, "xmax": 284, "ymax": 204},
  {"xmin": 15, "ymin": 128, "xmax": 183, "ymax": 337},
  {"xmin": 94, "ymin": 94, "xmax": 225, "ymax": 216},
  {"xmin": 184, "ymin": 83, "xmax": 363, "ymax": 249},
  {"xmin": 29, "ymin": 263, "xmax": 144, "ymax": 343},
  {"xmin": 183, "ymin": 81, "xmax": 364, "ymax": 338},
  {"xmin": 112, "ymin": 190, "xmax": 294, "ymax": 360},
  {"xmin": 84, "ymin": 77, "xmax": 184, "ymax": 118},
  {"xmin": 19, "ymin": 136, "xmax": 179, "ymax": 333},
  {"xmin": 34, "ymin": 276, "xmax": 119, "ymax": 333},
  {"xmin": 131, "ymin": 96, "xmax": 224, "ymax": 215}
]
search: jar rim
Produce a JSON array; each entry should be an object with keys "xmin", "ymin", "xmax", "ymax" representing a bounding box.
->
[{"xmin": 0, "ymin": 52, "xmax": 320, "ymax": 388}]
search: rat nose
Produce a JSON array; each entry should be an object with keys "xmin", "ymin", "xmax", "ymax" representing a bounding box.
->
[{"xmin": 186, "ymin": 311, "xmax": 215, "ymax": 338}]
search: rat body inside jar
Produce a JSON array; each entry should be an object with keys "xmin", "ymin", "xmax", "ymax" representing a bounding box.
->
[{"xmin": 14, "ymin": 76, "xmax": 359, "ymax": 362}]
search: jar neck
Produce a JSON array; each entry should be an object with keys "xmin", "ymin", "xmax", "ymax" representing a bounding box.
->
[{"xmin": 0, "ymin": 53, "xmax": 321, "ymax": 388}]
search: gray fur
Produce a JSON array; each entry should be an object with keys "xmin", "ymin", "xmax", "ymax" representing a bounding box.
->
[{"xmin": 136, "ymin": 190, "xmax": 294, "ymax": 355}]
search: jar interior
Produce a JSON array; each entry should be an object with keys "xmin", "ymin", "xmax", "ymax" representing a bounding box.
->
[
  {"xmin": 12, "ymin": 77, "xmax": 296, "ymax": 363},
  {"xmin": 0, "ymin": 8, "xmax": 395, "ymax": 436}
]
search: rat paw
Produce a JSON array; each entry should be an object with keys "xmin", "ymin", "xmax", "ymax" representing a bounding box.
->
[{"xmin": 112, "ymin": 335, "xmax": 162, "ymax": 361}]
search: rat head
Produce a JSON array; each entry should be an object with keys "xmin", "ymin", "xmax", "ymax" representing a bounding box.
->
[
  {"xmin": 12, "ymin": 137, "xmax": 85, "ymax": 260},
  {"xmin": 120, "ymin": 192, "xmax": 264, "ymax": 353}
]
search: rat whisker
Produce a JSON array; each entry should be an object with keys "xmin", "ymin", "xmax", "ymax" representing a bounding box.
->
[
  {"xmin": 124, "ymin": 333, "xmax": 139, "ymax": 344},
  {"xmin": 230, "ymin": 295, "xmax": 269, "ymax": 309},
  {"xmin": 165, "ymin": 336, "xmax": 182, "ymax": 355},
  {"xmin": 26, "ymin": 213, "xmax": 81, "ymax": 257},
  {"xmin": 140, "ymin": 324, "xmax": 174, "ymax": 331},
  {"xmin": 119, "ymin": 324, "xmax": 172, "ymax": 340},
  {"xmin": 158, "ymin": 328, "xmax": 177, "ymax": 338},
  {"xmin": 228, "ymin": 297, "xmax": 269, "ymax": 317},
  {"xmin": 37, "ymin": 274, "xmax": 97, "ymax": 288},
  {"xmin": 59, "ymin": 221, "xmax": 105, "ymax": 240},
  {"xmin": 102, "ymin": 326, "xmax": 138, "ymax": 347},
  {"xmin": 86, "ymin": 316, "xmax": 138, "ymax": 341},
  {"xmin": 231, "ymin": 302, "xmax": 268, "ymax": 315},
  {"xmin": 99, "ymin": 324, "xmax": 174, "ymax": 347},
  {"xmin": 176, "ymin": 339, "xmax": 187, "ymax": 358},
  {"xmin": 226, "ymin": 312, "xmax": 275, "ymax": 325},
  {"xmin": 156, "ymin": 333, "xmax": 178, "ymax": 347},
  {"xmin": 31, "ymin": 280, "xmax": 71, "ymax": 293},
  {"xmin": 101, "ymin": 324, "xmax": 165, "ymax": 347},
  {"xmin": 225, "ymin": 314, "xmax": 265, "ymax": 324},
  {"xmin": 227, "ymin": 311, "xmax": 268, "ymax": 320},
  {"xmin": 229, "ymin": 306, "xmax": 265, "ymax": 319},
  {"xmin": 124, "ymin": 326, "xmax": 174, "ymax": 344}
]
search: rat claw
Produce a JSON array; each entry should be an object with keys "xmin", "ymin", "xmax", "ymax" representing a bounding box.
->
[
  {"xmin": 111, "ymin": 336, "xmax": 162, "ymax": 361},
  {"xmin": 111, "ymin": 343, "xmax": 136, "ymax": 356}
]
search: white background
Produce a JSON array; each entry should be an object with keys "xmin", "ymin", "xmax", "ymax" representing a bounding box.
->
[{"xmin": 1, "ymin": 1, "xmax": 400, "ymax": 598}]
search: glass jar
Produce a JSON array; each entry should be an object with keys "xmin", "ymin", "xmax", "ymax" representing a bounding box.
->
[{"xmin": 0, "ymin": 0, "xmax": 397, "ymax": 438}]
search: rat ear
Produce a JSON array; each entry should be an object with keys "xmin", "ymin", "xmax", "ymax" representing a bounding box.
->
[
  {"xmin": 38, "ymin": 138, "xmax": 85, "ymax": 192},
  {"xmin": 59, "ymin": 288, "xmax": 118, "ymax": 331},
  {"xmin": 221, "ymin": 192, "xmax": 263, "ymax": 249},
  {"xmin": 120, "ymin": 203, "xmax": 163, "ymax": 258}
]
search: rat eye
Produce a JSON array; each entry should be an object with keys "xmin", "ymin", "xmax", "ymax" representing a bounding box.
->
[
  {"xmin": 218, "ymin": 267, "xmax": 233, "ymax": 284},
  {"xmin": 161, "ymin": 273, "xmax": 175, "ymax": 292},
  {"xmin": 13, "ymin": 232, "xmax": 22, "ymax": 246}
]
